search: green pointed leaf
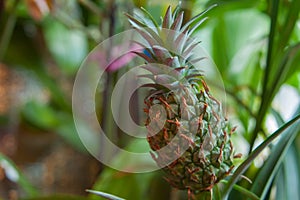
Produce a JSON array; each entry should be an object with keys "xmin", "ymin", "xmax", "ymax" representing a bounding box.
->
[
  {"xmin": 171, "ymin": 11, "xmax": 184, "ymax": 31},
  {"xmin": 134, "ymin": 9, "xmax": 158, "ymax": 33},
  {"xmin": 172, "ymin": 4, "xmax": 181, "ymax": 17},
  {"xmin": 273, "ymin": 165, "xmax": 285, "ymax": 200},
  {"xmin": 135, "ymin": 27, "xmax": 163, "ymax": 47},
  {"xmin": 187, "ymin": 17, "xmax": 208, "ymax": 36},
  {"xmin": 220, "ymin": 180, "xmax": 259, "ymax": 200},
  {"xmin": 268, "ymin": 142, "xmax": 300, "ymax": 200},
  {"xmin": 133, "ymin": 28, "xmax": 157, "ymax": 47},
  {"xmin": 86, "ymin": 190, "xmax": 125, "ymax": 200},
  {"xmin": 250, "ymin": 107, "xmax": 300, "ymax": 198},
  {"xmin": 222, "ymin": 114, "xmax": 300, "ymax": 199},
  {"xmin": 0, "ymin": 153, "xmax": 38, "ymax": 197},
  {"xmin": 174, "ymin": 28, "xmax": 189, "ymax": 54},
  {"xmin": 282, "ymin": 144, "xmax": 300, "ymax": 199},
  {"xmin": 271, "ymin": 108, "xmax": 285, "ymax": 125},
  {"xmin": 277, "ymin": 0, "xmax": 300, "ymax": 51},
  {"xmin": 189, "ymin": 56, "xmax": 206, "ymax": 64},
  {"xmin": 182, "ymin": 40, "xmax": 200, "ymax": 57},
  {"xmin": 180, "ymin": 4, "xmax": 217, "ymax": 32},
  {"xmin": 267, "ymin": 43, "xmax": 300, "ymax": 102},
  {"xmin": 250, "ymin": 125, "xmax": 299, "ymax": 198},
  {"xmin": 125, "ymin": 13, "xmax": 147, "ymax": 28},
  {"xmin": 162, "ymin": 6, "xmax": 172, "ymax": 29},
  {"xmin": 140, "ymin": 7, "xmax": 160, "ymax": 30}
]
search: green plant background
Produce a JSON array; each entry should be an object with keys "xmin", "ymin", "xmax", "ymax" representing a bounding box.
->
[{"xmin": 0, "ymin": 0, "xmax": 299, "ymax": 199}]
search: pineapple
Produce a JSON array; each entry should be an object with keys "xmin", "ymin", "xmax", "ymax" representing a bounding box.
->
[{"xmin": 126, "ymin": 5, "xmax": 238, "ymax": 197}]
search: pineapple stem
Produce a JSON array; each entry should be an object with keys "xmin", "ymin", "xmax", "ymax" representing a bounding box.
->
[{"xmin": 190, "ymin": 189, "xmax": 212, "ymax": 200}]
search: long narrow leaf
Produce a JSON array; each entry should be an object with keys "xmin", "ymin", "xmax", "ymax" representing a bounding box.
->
[
  {"xmin": 125, "ymin": 13, "xmax": 147, "ymax": 28},
  {"xmin": 250, "ymin": 117, "xmax": 300, "ymax": 198},
  {"xmin": 181, "ymin": 4, "xmax": 217, "ymax": 32},
  {"xmin": 140, "ymin": 7, "xmax": 160, "ymax": 32},
  {"xmin": 87, "ymin": 190, "xmax": 125, "ymax": 200},
  {"xmin": 269, "ymin": 143, "xmax": 300, "ymax": 200},
  {"xmin": 133, "ymin": 28, "xmax": 158, "ymax": 47},
  {"xmin": 271, "ymin": 108, "xmax": 285, "ymax": 125},
  {"xmin": 0, "ymin": 153, "xmax": 38, "ymax": 197},
  {"xmin": 162, "ymin": 6, "xmax": 172, "ymax": 29},
  {"xmin": 171, "ymin": 11, "xmax": 184, "ymax": 31},
  {"xmin": 220, "ymin": 180, "xmax": 260, "ymax": 200},
  {"xmin": 222, "ymin": 114, "xmax": 300, "ymax": 199},
  {"xmin": 187, "ymin": 17, "xmax": 208, "ymax": 37},
  {"xmin": 274, "ymin": 165, "xmax": 286, "ymax": 200},
  {"xmin": 277, "ymin": 0, "xmax": 300, "ymax": 51},
  {"xmin": 283, "ymin": 144, "xmax": 300, "ymax": 200},
  {"xmin": 268, "ymin": 43, "xmax": 300, "ymax": 104}
]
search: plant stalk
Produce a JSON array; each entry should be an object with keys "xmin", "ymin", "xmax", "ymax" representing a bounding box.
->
[
  {"xmin": 249, "ymin": 0, "xmax": 280, "ymax": 153},
  {"xmin": 0, "ymin": 0, "xmax": 20, "ymax": 61},
  {"xmin": 192, "ymin": 190, "xmax": 212, "ymax": 200}
]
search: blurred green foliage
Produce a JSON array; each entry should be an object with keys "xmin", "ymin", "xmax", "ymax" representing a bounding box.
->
[{"xmin": 0, "ymin": 0, "xmax": 299, "ymax": 199}]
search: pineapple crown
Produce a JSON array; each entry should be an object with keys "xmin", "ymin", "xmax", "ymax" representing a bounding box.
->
[{"xmin": 125, "ymin": 5, "xmax": 217, "ymax": 92}]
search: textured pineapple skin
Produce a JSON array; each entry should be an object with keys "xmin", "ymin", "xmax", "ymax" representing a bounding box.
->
[
  {"xmin": 126, "ymin": 4, "xmax": 237, "ymax": 192},
  {"xmin": 144, "ymin": 83, "xmax": 234, "ymax": 191}
]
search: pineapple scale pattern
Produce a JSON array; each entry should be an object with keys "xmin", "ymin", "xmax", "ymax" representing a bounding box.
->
[{"xmin": 126, "ymin": 5, "xmax": 237, "ymax": 192}]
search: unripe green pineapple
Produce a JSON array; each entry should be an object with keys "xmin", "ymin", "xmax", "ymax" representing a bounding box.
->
[{"xmin": 126, "ymin": 5, "xmax": 238, "ymax": 196}]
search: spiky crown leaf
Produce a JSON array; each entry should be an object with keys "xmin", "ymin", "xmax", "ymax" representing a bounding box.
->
[
  {"xmin": 125, "ymin": 5, "xmax": 216, "ymax": 69},
  {"xmin": 126, "ymin": 5, "xmax": 217, "ymax": 96}
]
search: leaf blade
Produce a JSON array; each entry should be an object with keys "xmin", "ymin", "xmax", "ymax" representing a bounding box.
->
[
  {"xmin": 222, "ymin": 114, "xmax": 300, "ymax": 199},
  {"xmin": 86, "ymin": 190, "xmax": 126, "ymax": 200}
]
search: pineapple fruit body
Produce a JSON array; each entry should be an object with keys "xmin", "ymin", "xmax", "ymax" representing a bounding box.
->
[
  {"xmin": 145, "ymin": 81, "xmax": 234, "ymax": 191},
  {"xmin": 126, "ymin": 5, "xmax": 236, "ymax": 193}
]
